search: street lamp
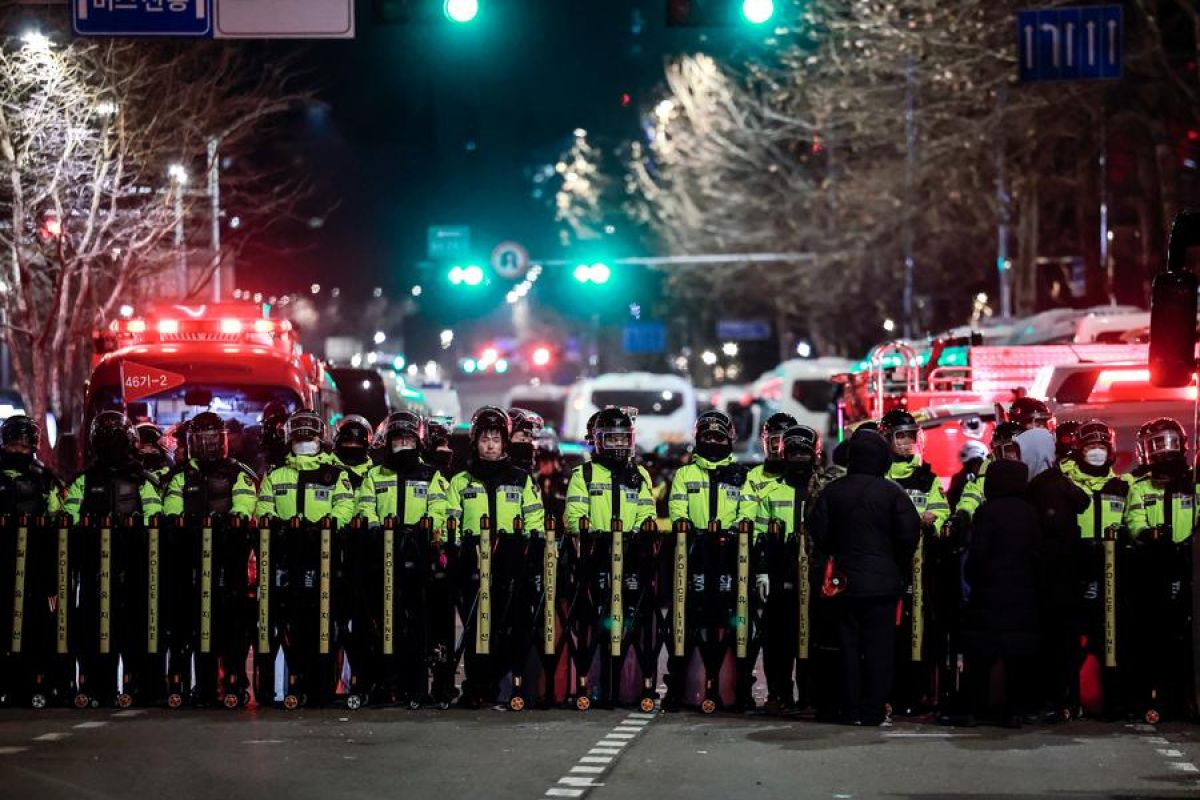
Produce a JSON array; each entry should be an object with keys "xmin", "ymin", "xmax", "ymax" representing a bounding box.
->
[
  {"xmin": 21, "ymin": 31, "xmax": 50, "ymax": 52},
  {"xmin": 722, "ymin": 342, "xmax": 739, "ymax": 357},
  {"xmin": 167, "ymin": 163, "xmax": 189, "ymax": 186},
  {"xmin": 443, "ymin": 0, "xmax": 478, "ymax": 23},
  {"xmin": 373, "ymin": 330, "xmax": 386, "ymax": 345},
  {"xmin": 741, "ymin": 0, "xmax": 775, "ymax": 24},
  {"xmin": 701, "ymin": 350, "xmax": 718, "ymax": 366}
]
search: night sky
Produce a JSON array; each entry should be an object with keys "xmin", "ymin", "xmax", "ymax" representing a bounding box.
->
[{"xmin": 240, "ymin": 0, "xmax": 763, "ymax": 300}]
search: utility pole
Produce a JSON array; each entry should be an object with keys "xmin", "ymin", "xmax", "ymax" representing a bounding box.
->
[
  {"xmin": 902, "ymin": 58, "xmax": 917, "ymax": 339},
  {"xmin": 208, "ymin": 138, "xmax": 222, "ymax": 302},
  {"xmin": 996, "ymin": 85, "xmax": 1012, "ymax": 319}
]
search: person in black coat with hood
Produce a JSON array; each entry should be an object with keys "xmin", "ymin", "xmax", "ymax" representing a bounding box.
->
[
  {"xmin": 1018, "ymin": 427, "xmax": 1089, "ymax": 720},
  {"xmin": 808, "ymin": 428, "xmax": 921, "ymax": 725},
  {"xmin": 961, "ymin": 457, "xmax": 1041, "ymax": 727}
]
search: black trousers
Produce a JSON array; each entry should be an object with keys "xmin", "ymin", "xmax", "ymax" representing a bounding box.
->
[{"xmin": 837, "ymin": 595, "xmax": 898, "ymax": 725}]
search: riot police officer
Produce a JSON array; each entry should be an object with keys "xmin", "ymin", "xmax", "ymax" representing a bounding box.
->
[
  {"xmin": 422, "ymin": 416, "xmax": 456, "ymax": 479},
  {"xmin": 445, "ymin": 406, "xmax": 544, "ymax": 708},
  {"xmin": 0, "ymin": 415, "xmax": 62, "ymax": 517},
  {"xmin": 1123, "ymin": 418, "xmax": 1195, "ymax": 721},
  {"xmin": 664, "ymin": 409, "xmax": 756, "ymax": 711},
  {"xmin": 64, "ymin": 411, "xmax": 162, "ymax": 524},
  {"xmin": 333, "ymin": 415, "xmax": 374, "ymax": 490},
  {"xmin": 1066, "ymin": 419, "xmax": 1129, "ymax": 717},
  {"xmin": 879, "ymin": 408, "xmax": 948, "ymax": 716},
  {"xmin": 754, "ymin": 424, "xmax": 821, "ymax": 711},
  {"xmin": 162, "ymin": 413, "xmax": 257, "ymax": 519},
  {"xmin": 747, "ymin": 412, "xmax": 798, "ymax": 497},
  {"xmin": 355, "ymin": 410, "xmax": 450, "ymax": 706},
  {"xmin": 160, "ymin": 412, "xmax": 258, "ymax": 706},
  {"xmin": 253, "ymin": 400, "xmax": 291, "ymax": 478},
  {"xmin": 134, "ymin": 422, "xmax": 172, "ymax": 484},
  {"xmin": 563, "ymin": 406, "xmax": 657, "ymax": 707},
  {"xmin": 254, "ymin": 410, "xmax": 355, "ymax": 526},
  {"xmin": 507, "ymin": 408, "xmax": 545, "ymax": 475}
]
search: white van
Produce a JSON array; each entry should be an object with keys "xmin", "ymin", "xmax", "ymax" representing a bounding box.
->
[
  {"xmin": 751, "ymin": 357, "xmax": 856, "ymax": 437},
  {"xmin": 502, "ymin": 383, "xmax": 571, "ymax": 435},
  {"xmin": 564, "ymin": 372, "xmax": 697, "ymax": 451}
]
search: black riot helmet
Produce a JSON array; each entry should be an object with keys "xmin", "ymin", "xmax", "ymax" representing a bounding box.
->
[
  {"xmin": 1056, "ymin": 419, "xmax": 1082, "ymax": 461},
  {"xmin": 694, "ymin": 409, "xmax": 735, "ymax": 444},
  {"xmin": 1136, "ymin": 417, "xmax": 1186, "ymax": 466},
  {"xmin": 990, "ymin": 421, "xmax": 1023, "ymax": 461},
  {"xmin": 187, "ymin": 412, "xmax": 228, "ymax": 463},
  {"xmin": 780, "ymin": 425, "xmax": 821, "ymax": 463},
  {"xmin": 761, "ymin": 412, "xmax": 798, "ymax": 460},
  {"xmin": 470, "ymin": 406, "xmax": 511, "ymax": 447},
  {"xmin": 334, "ymin": 414, "xmax": 372, "ymax": 464},
  {"xmin": 1076, "ymin": 419, "xmax": 1117, "ymax": 471},
  {"xmin": 507, "ymin": 408, "xmax": 545, "ymax": 441},
  {"xmin": 284, "ymin": 409, "xmax": 326, "ymax": 446},
  {"xmin": 423, "ymin": 416, "xmax": 452, "ymax": 451},
  {"xmin": 1009, "ymin": 397, "xmax": 1055, "ymax": 431},
  {"xmin": 90, "ymin": 411, "xmax": 136, "ymax": 460},
  {"xmin": 879, "ymin": 408, "xmax": 922, "ymax": 457},
  {"xmin": 382, "ymin": 410, "xmax": 424, "ymax": 450},
  {"xmin": 1, "ymin": 415, "xmax": 40, "ymax": 452},
  {"xmin": 593, "ymin": 406, "xmax": 635, "ymax": 462}
]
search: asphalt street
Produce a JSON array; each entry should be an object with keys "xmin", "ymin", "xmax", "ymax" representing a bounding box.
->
[{"xmin": 0, "ymin": 706, "xmax": 1197, "ymax": 800}]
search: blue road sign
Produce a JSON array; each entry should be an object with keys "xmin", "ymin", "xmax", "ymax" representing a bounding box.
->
[
  {"xmin": 1017, "ymin": 5, "xmax": 1122, "ymax": 83},
  {"xmin": 716, "ymin": 319, "xmax": 771, "ymax": 341},
  {"xmin": 622, "ymin": 323, "xmax": 666, "ymax": 355},
  {"xmin": 73, "ymin": 0, "xmax": 213, "ymax": 37}
]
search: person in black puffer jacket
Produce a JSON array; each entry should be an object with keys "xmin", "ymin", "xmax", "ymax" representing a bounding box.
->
[
  {"xmin": 961, "ymin": 458, "xmax": 1041, "ymax": 727},
  {"xmin": 807, "ymin": 429, "xmax": 920, "ymax": 726}
]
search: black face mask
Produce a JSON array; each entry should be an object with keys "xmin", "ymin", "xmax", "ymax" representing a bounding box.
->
[
  {"xmin": 510, "ymin": 442, "xmax": 535, "ymax": 469},
  {"xmin": 2, "ymin": 450, "xmax": 34, "ymax": 469},
  {"xmin": 425, "ymin": 449, "xmax": 453, "ymax": 474},
  {"xmin": 695, "ymin": 441, "xmax": 732, "ymax": 462},
  {"xmin": 138, "ymin": 451, "xmax": 168, "ymax": 472},
  {"xmin": 384, "ymin": 448, "xmax": 421, "ymax": 473},
  {"xmin": 783, "ymin": 459, "xmax": 814, "ymax": 486},
  {"xmin": 1150, "ymin": 454, "xmax": 1187, "ymax": 480},
  {"xmin": 336, "ymin": 445, "xmax": 369, "ymax": 466}
]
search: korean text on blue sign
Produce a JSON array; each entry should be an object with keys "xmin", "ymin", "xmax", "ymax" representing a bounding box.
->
[
  {"xmin": 73, "ymin": 0, "xmax": 212, "ymax": 37},
  {"xmin": 1017, "ymin": 5, "xmax": 1122, "ymax": 83},
  {"xmin": 622, "ymin": 323, "xmax": 666, "ymax": 355},
  {"xmin": 716, "ymin": 319, "xmax": 771, "ymax": 341}
]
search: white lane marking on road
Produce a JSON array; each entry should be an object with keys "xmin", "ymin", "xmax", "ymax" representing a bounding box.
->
[
  {"xmin": 242, "ymin": 739, "xmax": 285, "ymax": 745},
  {"xmin": 72, "ymin": 721, "xmax": 108, "ymax": 730},
  {"xmin": 1168, "ymin": 763, "xmax": 1199, "ymax": 773},
  {"xmin": 0, "ymin": 747, "xmax": 29, "ymax": 755},
  {"xmin": 33, "ymin": 732, "xmax": 70, "ymax": 742},
  {"xmin": 111, "ymin": 709, "xmax": 145, "ymax": 718},
  {"xmin": 1144, "ymin": 736, "xmax": 1169, "ymax": 745},
  {"xmin": 1157, "ymin": 749, "xmax": 1184, "ymax": 758},
  {"xmin": 543, "ymin": 711, "xmax": 658, "ymax": 799}
]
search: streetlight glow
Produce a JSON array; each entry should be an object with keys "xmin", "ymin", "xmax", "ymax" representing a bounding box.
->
[
  {"xmin": 701, "ymin": 350, "xmax": 718, "ymax": 366},
  {"xmin": 21, "ymin": 31, "xmax": 50, "ymax": 52},
  {"xmin": 167, "ymin": 163, "xmax": 188, "ymax": 185},
  {"xmin": 722, "ymin": 342, "xmax": 739, "ymax": 357},
  {"xmin": 373, "ymin": 330, "xmax": 386, "ymax": 345},
  {"xmin": 741, "ymin": 0, "xmax": 775, "ymax": 25},
  {"xmin": 444, "ymin": 0, "xmax": 479, "ymax": 23}
]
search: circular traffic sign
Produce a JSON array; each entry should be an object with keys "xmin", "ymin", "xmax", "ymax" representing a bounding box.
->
[{"xmin": 491, "ymin": 241, "xmax": 529, "ymax": 281}]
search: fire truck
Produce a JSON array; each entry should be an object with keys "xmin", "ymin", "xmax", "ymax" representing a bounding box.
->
[
  {"xmin": 86, "ymin": 302, "xmax": 342, "ymax": 445},
  {"xmin": 835, "ymin": 337, "xmax": 1195, "ymax": 479}
]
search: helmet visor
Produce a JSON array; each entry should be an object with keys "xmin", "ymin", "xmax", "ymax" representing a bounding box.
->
[
  {"xmin": 1144, "ymin": 429, "xmax": 1183, "ymax": 462},
  {"xmin": 188, "ymin": 429, "xmax": 228, "ymax": 461},
  {"xmin": 597, "ymin": 428, "xmax": 634, "ymax": 456}
]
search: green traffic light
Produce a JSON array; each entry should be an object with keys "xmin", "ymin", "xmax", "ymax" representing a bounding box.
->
[
  {"xmin": 741, "ymin": 0, "xmax": 774, "ymax": 24},
  {"xmin": 574, "ymin": 263, "xmax": 612, "ymax": 285},
  {"xmin": 444, "ymin": 0, "xmax": 478, "ymax": 23},
  {"xmin": 573, "ymin": 264, "xmax": 591, "ymax": 283}
]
